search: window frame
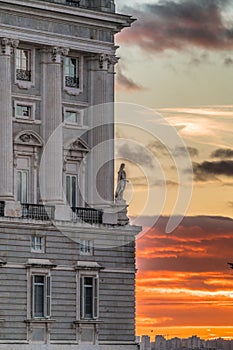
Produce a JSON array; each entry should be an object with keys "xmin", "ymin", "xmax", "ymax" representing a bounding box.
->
[
  {"xmin": 31, "ymin": 272, "xmax": 51, "ymax": 319},
  {"xmin": 16, "ymin": 168, "xmax": 29, "ymax": 204},
  {"xmin": 80, "ymin": 239, "xmax": 93, "ymax": 256},
  {"xmin": 63, "ymin": 54, "xmax": 83, "ymax": 95},
  {"xmin": 14, "ymin": 46, "xmax": 35, "ymax": 89},
  {"xmin": 31, "ymin": 235, "xmax": 45, "ymax": 254},
  {"xmin": 14, "ymin": 100, "xmax": 36, "ymax": 121},
  {"xmin": 66, "ymin": 174, "xmax": 78, "ymax": 208},
  {"xmin": 63, "ymin": 107, "xmax": 83, "ymax": 126},
  {"xmin": 77, "ymin": 271, "xmax": 99, "ymax": 321}
]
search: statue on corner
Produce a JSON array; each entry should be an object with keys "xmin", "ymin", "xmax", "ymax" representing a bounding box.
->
[{"xmin": 115, "ymin": 163, "xmax": 127, "ymax": 201}]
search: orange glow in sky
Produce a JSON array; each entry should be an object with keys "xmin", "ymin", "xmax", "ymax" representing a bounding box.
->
[{"xmin": 135, "ymin": 217, "xmax": 233, "ymax": 340}]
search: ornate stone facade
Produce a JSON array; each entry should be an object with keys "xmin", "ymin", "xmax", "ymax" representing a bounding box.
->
[{"xmin": 0, "ymin": 1, "xmax": 139, "ymax": 349}]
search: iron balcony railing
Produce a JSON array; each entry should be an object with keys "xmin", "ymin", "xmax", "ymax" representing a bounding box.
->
[
  {"xmin": 16, "ymin": 69, "xmax": 31, "ymax": 81},
  {"xmin": 71, "ymin": 207, "xmax": 103, "ymax": 224},
  {"xmin": 0, "ymin": 202, "xmax": 5, "ymax": 217},
  {"xmin": 21, "ymin": 203, "xmax": 55, "ymax": 221},
  {"xmin": 65, "ymin": 75, "xmax": 79, "ymax": 88}
]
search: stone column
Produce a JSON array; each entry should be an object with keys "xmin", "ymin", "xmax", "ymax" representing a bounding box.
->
[
  {"xmin": 0, "ymin": 38, "xmax": 18, "ymax": 202},
  {"xmin": 87, "ymin": 53, "xmax": 118, "ymax": 207},
  {"xmin": 40, "ymin": 47, "xmax": 69, "ymax": 213}
]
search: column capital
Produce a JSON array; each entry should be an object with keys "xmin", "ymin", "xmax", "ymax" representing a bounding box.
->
[
  {"xmin": 0, "ymin": 38, "xmax": 19, "ymax": 55},
  {"xmin": 51, "ymin": 46, "xmax": 69, "ymax": 62},
  {"xmin": 99, "ymin": 53, "xmax": 119, "ymax": 70},
  {"xmin": 41, "ymin": 46, "xmax": 69, "ymax": 63},
  {"xmin": 89, "ymin": 53, "xmax": 119, "ymax": 71}
]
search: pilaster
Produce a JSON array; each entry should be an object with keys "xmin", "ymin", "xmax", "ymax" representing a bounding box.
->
[
  {"xmin": 87, "ymin": 53, "xmax": 118, "ymax": 206},
  {"xmin": 40, "ymin": 47, "xmax": 69, "ymax": 205},
  {"xmin": 0, "ymin": 38, "xmax": 18, "ymax": 201}
]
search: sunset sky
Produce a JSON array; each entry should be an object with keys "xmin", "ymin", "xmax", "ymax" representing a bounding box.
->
[{"xmin": 114, "ymin": 0, "xmax": 233, "ymax": 340}]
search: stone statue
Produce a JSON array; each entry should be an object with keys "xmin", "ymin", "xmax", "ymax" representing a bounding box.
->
[{"xmin": 115, "ymin": 163, "xmax": 127, "ymax": 201}]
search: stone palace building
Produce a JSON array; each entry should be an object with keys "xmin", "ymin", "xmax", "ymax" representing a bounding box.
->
[{"xmin": 0, "ymin": 0, "xmax": 140, "ymax": 349}]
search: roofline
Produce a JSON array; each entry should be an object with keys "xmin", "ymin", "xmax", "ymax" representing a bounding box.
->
[{"xmin": 0, "ymin": 0, "xmax": 135, "ymax": 30}]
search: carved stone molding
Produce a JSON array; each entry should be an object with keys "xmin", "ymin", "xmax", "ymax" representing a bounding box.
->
[
  {"xmin": 40, "ymin": 46, "xmax": 69, "ymax": 64},
  {"xmin": 0, "ymin": 38, "xmax": 19, "ymax": 55},
  {"xmin": 51, "ymin": 46, "xmax": 69, "ymax": 62},
  {"xmin": 98, "ymin": 53, "xmax": 119, "ymax": 69},
  {"xmin": 64, "ymin": 138, "xmax": 89, "ymax": 164},
  {"xmin": 14, "ymin": 130, "xmax": 43, "ymax": 147}
]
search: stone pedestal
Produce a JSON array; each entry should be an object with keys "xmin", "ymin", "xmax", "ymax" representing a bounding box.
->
[
  {"xmin": 54, "ymin": 204, "xmax": 71, "ymax": 221},
  {"xmin": 115, "ymin": 199, "xmax": 129, "ymax": 226},
  {"xmin": 102, "ymin": 206, "xmax": 118, "ymax": 225},
  {"xmin": 4, "ymin": 201, "xmax": 22, "ymax": 218}
]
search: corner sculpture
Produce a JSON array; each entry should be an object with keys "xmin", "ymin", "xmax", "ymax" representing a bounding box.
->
[{"xmin": 115, "ymin": 163, "xmax": 127, "ymax": 201}]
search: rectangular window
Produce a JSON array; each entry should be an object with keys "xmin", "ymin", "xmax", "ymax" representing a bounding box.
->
[
  {"xmin": 31, "ymin": 236, "xmax": 45, "ymax": 253},
  {"xmin": 66, "ymin": 175, "xmax": 77, "ymax": 208},
  {"xmin": 16, "ymin": 48, "xmax": 31, "ymax": 81},
  {"xmin": 16, "ymin": 105, "xmax": 31, "ymax": 119},
  {"xmin": 80, "ymin": 240, "xmax": 93, "ymax": 255},
  {"xmin": 31, "ymin": 274, "xmax": 51, "ymax": 318},
  {"xmin": 80, "ymin": 276, "xmax": 98, "ymax": 319},
  {"xmin": 65, "ymin": 111, "xmax": 79, "ymax": 124},
  {"xmin": 17, "ymin": 170, "xmax": 29, "ymax": 203},
  {"xmin": 65, "ymin": 57, "xmax": 79, "ymax": 88}
]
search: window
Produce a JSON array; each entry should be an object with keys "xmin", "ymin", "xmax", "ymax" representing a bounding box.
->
[
  {"xmin": 65, "ymin": 111, "xmax": 79, "ymax": 124},
  {"xmin": 63, "ymin": 107, "xmax": 84, "ymax": 127},
  {"xmin": 80, "ymin": 276, "xmax": 98, "ymax": 319},
  {"xmin": 13, "ymin": 100, "xmax": 37, "ymax": 123},
  {"xmin": 80, "ymin": 240, "xmax": 93, "ymax": 255},
  {"xmin": 17, "ymin": 169, "xmax": 29, "ymax": 203},
  {"xmin": 66, "ymin": 174, "xmax": 77, "ymax": 207},
  {"xmin": 31, "ymin": 236, "xmax": 45, "ymax": 253},
  {"xmin": 16, "ymin": 48, "xmax": 31, "ymax": 81},
  {"xmin": 16, "ymin": 105, "xmax": 31, "ymax": 118},
  {"xmin": 65, "ymin": 57, "xmax": 79, "ymax": 88},
  {"xmin": 31, "ymin": 274, "xmax": 51, "ymax": 318}
]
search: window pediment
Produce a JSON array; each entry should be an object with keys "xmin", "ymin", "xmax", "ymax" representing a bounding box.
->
[
  {"xmin": 64, "ymin": 138, "xmax": 90, "ymax": 162},
  {"xmin": 14, "ymin": 130, "xmax": 43, "ymax": 147}
]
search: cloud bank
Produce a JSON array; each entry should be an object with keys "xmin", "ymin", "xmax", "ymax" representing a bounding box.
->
[{"xmin": 117, "ymin": 0, "xmax": 233, "ymax": 53}]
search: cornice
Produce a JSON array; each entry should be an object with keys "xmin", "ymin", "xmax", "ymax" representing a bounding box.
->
[
  {"xmin": 0, "ymin": 25, "xmax": 115, "ymax": 54},
  {"xmin": 0, "ymin": 0, "xmax": 135, "ymax": 30}
]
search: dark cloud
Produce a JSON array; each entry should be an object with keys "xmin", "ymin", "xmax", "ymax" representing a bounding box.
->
[
  {"xmin": 193, "ymin": 160, "xmax": 233, "ymax": 181},
  {"xmin": 116, "ymin": 65, "xmax": 144, "ymax": 91},
  {"xmin": 173, "ymin": 146, "xmax": 199, "ymax": 158},
  {"xmin": 117, "ymin": 0, "xmax": 233, "ymax": 53},
  {"xmin": 116, "ymin": 142, "xmax": 155, "ymax": 168},
  {"xmin": 224, "ymin": 57, "xmax": 233, "ymax": 66},
  {"xmin": 136, "ymin": 215, "xmax": 233, "ymax": 272},
  {"xmin": 211, "ymin": 148, "xmax": 233, "ymax": 159}
]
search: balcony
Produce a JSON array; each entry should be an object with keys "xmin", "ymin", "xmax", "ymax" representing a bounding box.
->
[
  {"xmin": 21, "ymin": 203, "xmax": 55, "ymax": 221},
  {"xmin": 71, "ymin": 207, "xmax": 103, "ymax": 224},
  {"xmin": 0, "ymin": 202, "xmax": 104, "ymax": 225},
  {"xmin": 65, "ymin": 75, "xmax": 79, "ymax": 88},
  {"xmin": 16, "ymin": 69, "xmax": 31, "ymax": 81}
]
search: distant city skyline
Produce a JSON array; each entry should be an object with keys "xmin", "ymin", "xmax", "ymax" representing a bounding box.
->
[{"xmin": 138, "ymin": 333, "xmax": 233, "ymax": 350}]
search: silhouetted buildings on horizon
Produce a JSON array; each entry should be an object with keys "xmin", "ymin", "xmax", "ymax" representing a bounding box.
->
[{"xmin": 138, "ymin": 334, "xmax": 233, "ymax": 350}]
